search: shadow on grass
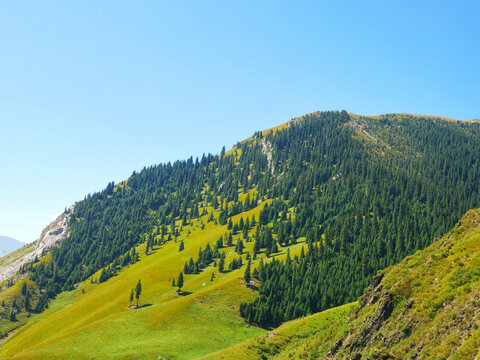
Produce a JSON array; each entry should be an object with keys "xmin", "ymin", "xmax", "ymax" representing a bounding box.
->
[
  {"xmin": 176, "ymin": 291, "xmax": 192, "ymax": 296},
  {"xmin": 131, "ymin": 304, "xmax": 153, "ymax": 309}
]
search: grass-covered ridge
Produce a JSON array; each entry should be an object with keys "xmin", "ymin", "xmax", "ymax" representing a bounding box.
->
[
  {"xmin": 205, "ymin": 208, "xmax": 480, "ymax": 359},
  {"xmin": 200, "ymin": 302, "xmax": 356, "ymax": 360}
]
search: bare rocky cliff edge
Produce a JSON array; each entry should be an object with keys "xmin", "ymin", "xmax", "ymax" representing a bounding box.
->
[{"xmin": 0, "ymin": 205, "xmax": 75, "ymax": 282}]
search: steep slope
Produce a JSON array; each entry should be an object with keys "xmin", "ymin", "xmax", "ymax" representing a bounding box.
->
[
  {"xmin": 326, "ymin": 208, "xmax": 480, "ymax": 359},
  {"xmin": 200, "ymin": 303, "xmax": 356, "ymax": 360},
  {"xmin": 0, "ymin": 237, "xmax": 25, "ymax": 257},
  {"xmin": 1, "ymin": 111, "xmax": 480, "ymax": 358},
  {"xmin": 207, "ymin": 208, "xmax": 480, "ymax": 359}
]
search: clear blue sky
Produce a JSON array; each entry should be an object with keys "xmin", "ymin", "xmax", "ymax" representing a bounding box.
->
[{"xmin": 1, "ymin": 1, "xmax": 479, "ymax": 243}]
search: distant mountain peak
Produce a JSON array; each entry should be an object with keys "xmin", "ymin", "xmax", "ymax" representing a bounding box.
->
[{"xmin": 0, "ymin": 236, "xmax": 25, "ymax": 257}]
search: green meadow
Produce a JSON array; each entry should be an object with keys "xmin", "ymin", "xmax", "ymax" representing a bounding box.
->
[
  {"xmin": 200, "ymin": 302, "xmax": 356, "ymax": 360},
  {"xmin": 0, "ymin": 199, "xmax": 305, "ymax": 359}
]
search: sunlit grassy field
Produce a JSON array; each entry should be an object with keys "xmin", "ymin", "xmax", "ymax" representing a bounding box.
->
[
  {"xmin": 0, "ymin": 198, "xmax": 306, "ymax": 359},
  {"xmin": 200, "ymin": 302, "xmax": 356, "ymax": 360}
]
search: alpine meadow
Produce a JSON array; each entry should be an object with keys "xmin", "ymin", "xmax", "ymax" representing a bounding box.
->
[{"xmin": 1, "ymin": 111, "xmax": 480, "ymax": 359}]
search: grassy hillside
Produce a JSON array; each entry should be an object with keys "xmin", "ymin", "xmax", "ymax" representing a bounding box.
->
[
  {"xmin": 200, "ymin": 302, "xmax": 356, "ymax": 360},
  {"xmin": 208, "ymin": 208, "xmax": 480, "ymax": 359},
  {"xmin": 1, "ymin": 111, "xmax": 480, "ymax": 358},
  {"xmin": 0, "ymin": 200, "xmax": 307, "ymax": 359}
]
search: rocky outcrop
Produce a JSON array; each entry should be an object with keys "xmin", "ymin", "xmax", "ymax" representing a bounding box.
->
[
  {"xmin": 328, "ymin": 273, "xmax": 394, "ymax": 359},
  {"xmin": 261, "ymin": 138, "xmax": 275, "ymax": 175},
  {"xmin": 34, "ymin": 206, "xmax": 74, "ymax": 254},
  {"xmin": 0, "ymin": 205, "xmax": 74, "ymax": 282}
]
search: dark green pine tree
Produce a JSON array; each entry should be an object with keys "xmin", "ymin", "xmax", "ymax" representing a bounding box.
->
[
  {"xmin": 98, "ymin": 268, "xmax": 109, "ymax": 283},
  {"xmin": 227, "ymin": 232, "xmax": 233, "ymax": 246},
  {"xmin": 244, "ymin": 259, "xmax": 251, "ymax": 285},
  {"xmin": 20, "ymin": 282, "xmax": 27, "ymax": 296},
  {"xmin": 145, "ymin": 235, "xmax": 151, "ymax": 255},
  {"xmin": 129, "ymin": 288, "xmax": 134, "ymax": 307},
  {"xmin": 235, "ymin": 239, "xmax": 244, "ymax": 254},
  {"xmin": 269, "ymin": 240, "xmax": 278, "ymax": 255},
  {"xmin": 135, "ymin": 280, "xmax": 142, "ymax": 307},
  {"xmin": 218, "ymin": 253, "xmax": 225, "ymax": 272},
  {"xmin": 178, "ymin": 240, "xmax": 184, "ymax": 252},
  {"xmin": 177, "ymin": 272, "xmax": 184, "ymax": 293},
  {"xmin": 243, "ymin": 225, "xmax": 249, "ymax": 240},
  {"xmin": 24, "ymin": 291, "xmax": 31, "ymax": 312}
]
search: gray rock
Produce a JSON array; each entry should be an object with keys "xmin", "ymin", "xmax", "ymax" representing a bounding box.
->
[{"xmin": 0, "ymin": 205, "xmax": 74, "ymax": 282}]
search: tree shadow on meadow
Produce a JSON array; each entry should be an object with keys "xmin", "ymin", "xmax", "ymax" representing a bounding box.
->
[{"xmin": 134, "ymin": 303, "xmax": 153, "ymax": 309}]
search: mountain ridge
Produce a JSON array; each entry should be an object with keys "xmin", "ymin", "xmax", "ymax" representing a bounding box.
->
[
  {"xmin": 1, "ymin": 110, "xmax": 480, "ymax": 359},
  {"xmin": 349, "ymin": 112, "xmax": 479, "ymax": 122}
]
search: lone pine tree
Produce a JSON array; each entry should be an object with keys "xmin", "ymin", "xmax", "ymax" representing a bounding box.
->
[
  {"xmin": 244, "ymin": 259, "xmax": 251, "ymax": 285},
  {"xmin": 177, "ymin": 272, "xmax": 184, "ymax": 293},
  {"xmin": 135, "ymin": 280, "xmax": 142, "ymax": 307}
]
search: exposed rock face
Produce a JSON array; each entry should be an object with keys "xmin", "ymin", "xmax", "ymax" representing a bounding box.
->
[
  {"xmin": 34, "ymin": 206, "xmax": 73, "ymax": 254},
  {"xmin": 327, "ymin": 273, "xmax": 394, "ymax": 359},
  {"xmin": 0, "ymin": 205, "xmax": 74, "ymax": 282},
  {"xmin": 260, "ymin": 138, "xmax": 274, "ymax": 175}
]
